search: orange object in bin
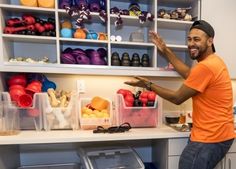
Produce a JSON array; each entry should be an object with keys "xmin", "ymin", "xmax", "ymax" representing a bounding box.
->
[{"xmin": 90, "ymin": 96, "xmax": 109, "ymax": 111}]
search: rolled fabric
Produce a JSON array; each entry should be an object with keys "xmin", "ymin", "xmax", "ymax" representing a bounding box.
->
[
  {"xmin": 97, "ymin": 48, "xmax": 107, "ymax": 58},
  {"xmin": 62, "ymin": 47, "xmax": 73, "ymax": 54},
  {"xmin": 72, "ymin": 48, "xmax": 86, "ymax": 56},
  {"xmin": 61, "ymin": 53, "xmax": 76, "ymax": 64},
  {"xmin": 75, "ymin": 54, "xmax": 90, "ymax": 65},
  {"xmin": 90, "ymin": 51, "xmax": 107, "ymax": 65}
]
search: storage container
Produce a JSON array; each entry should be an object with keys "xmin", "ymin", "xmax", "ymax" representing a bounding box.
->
[
  {"xmin": 17, "ymin": 163, "xmax": 81, "ymax": 169},
  {"xmin": 116, "ymin": 94, "xmax": 162, "ymax": 128},
  {"xmin": 0, "ymin": 100, "xmax": 20, "ymax": 135},
  {"xmin": 79, "ymin": 97, "xmax": 113, "ymax": 130},
  {"xmin": 1, "ymin": 92, "xmax": 43, "ymax": 130},
  {"xmin": 164, "ymin": 110, "xmax": 192, "ymax": 124},
  {"xmin": 42, "ymin": 92, "xmax": 79, "ymax": 130},
  {"xmin": 78, "ymin": 145, "xmax": 144, "ymax": 169},
  {"xmin": 129, "ymin": 31, "xmax": 144, "ymax": 42}
]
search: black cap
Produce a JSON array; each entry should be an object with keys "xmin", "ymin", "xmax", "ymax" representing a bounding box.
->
[{"xmin": 190, "ymin": 20, "xmax": 215, "ymax": 52}]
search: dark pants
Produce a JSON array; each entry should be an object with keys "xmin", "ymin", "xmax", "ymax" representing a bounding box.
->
[{"xmin": 178, "ymin": 138, "xmax": 234, "ymax": 169}]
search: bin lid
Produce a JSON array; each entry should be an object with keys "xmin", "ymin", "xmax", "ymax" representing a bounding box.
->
[{"xmin": 78, "ymin": 146, "xmax": 144, "ymax": 169}]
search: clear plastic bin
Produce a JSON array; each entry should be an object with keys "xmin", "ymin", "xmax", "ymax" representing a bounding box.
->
[
  {"xmin": 116, "ymin": 94, "xmax": 162, "ymax": 128},
  {"xmin": 17, "ymin": 163, "xmax": 81, "ymax": 169},
  {"xmin": 0, "ymin": 100, "xmax": 20, "ymax": 135},
  {"xmin": 79, "ymin": 98, "xmax": 113, "ymax": 130},
  {"xmin": 78, "ymin": 145, "xmax": 144, "ymax": 169},
  {"xmin": 2, "ymin": 92, "xmax": 43, "ymax": 130},
  {"xmin": 42, "ymin": 92, "xmax": 79, "ymax": 130}
]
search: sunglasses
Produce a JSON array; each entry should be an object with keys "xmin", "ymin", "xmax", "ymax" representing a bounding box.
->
[{"xmin": 93, "ymin": 122, "xmax": 132, "ymax": 134}]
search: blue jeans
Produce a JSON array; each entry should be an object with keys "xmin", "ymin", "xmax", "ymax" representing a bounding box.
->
[{"xmin": 178, "ymin": 138, "xmax": 234, "ymax": 169}]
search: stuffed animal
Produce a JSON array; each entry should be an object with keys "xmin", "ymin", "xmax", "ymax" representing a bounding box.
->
[
  {"xmin": 65, "ymin": 0, "xmax": 107, "ymax": 28},
  {"xmin": 88, "ymin": 0, "xmax": 100, "ymax": 12},
  {"xmin": 65, "ymin": 0, "xmax": 91, "ymax": 28},
  {"xmin": 59, "ymin": 0, "xmax": 73, "ymax": 9},
  {"xmin": 139, "ymin": 11, "xmax": 154, "ymax": 24},
  {"xmin": 128, "ymin": 2, "xmax": 141, "ymax": 16},
  {"xmin": 157, "ymin": 7, "xmax": 192, "ymax": 21},
  {"xmin": 74, "ymin": 0, "xmax": 88, "ymax": 9},
  {"xmin": 110, "ymin": 2, "xmax": 154, "ymax": 27}
]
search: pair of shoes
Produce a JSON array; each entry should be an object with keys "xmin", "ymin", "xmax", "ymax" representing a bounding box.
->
[{"xmin": 93, "ymin": 122, "xmax": 131, "ymax": 133}]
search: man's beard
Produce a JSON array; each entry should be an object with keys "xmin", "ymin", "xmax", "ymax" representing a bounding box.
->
[{"xmin": 189, "ymin": 46, "xmax": 207, "ymax": 60}]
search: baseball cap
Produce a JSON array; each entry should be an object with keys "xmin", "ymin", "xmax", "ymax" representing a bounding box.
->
[{"xmin": 190, "ymin": 20, "xmax": 215, "ymax": 52}]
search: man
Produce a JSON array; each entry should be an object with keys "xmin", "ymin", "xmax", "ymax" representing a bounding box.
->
[{"xmin": 125, "ymin": 20, "xmax": 235, "ymax": 169}]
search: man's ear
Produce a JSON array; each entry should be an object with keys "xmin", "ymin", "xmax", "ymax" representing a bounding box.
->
[{"xmin": 208, "ymin": 37, "xmax": 214, "ymax": 47}]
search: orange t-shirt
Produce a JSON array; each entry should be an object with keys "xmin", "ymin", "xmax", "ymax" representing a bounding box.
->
[{"xmin": 184, "ymin": 54, "xmax": 235, "ymax": 143}]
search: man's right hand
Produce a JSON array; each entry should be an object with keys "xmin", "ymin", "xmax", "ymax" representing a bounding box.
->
[
  {"xmin": 149, "ymin": 31, "xmax": 168, "ymax": 55},
  {"xmin": 124, "ymin": 76, "xmax": 150, "ymax": 90},
  {"xmin": 149, "ymin": 30, "xmax": 191, "ymax": 79}
]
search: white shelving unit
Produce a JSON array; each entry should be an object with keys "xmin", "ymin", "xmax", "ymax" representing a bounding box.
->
[
  {"xmin": 0, "ymin": 1, "xmax": 206, "ymax": 169},
  {"xmin": 0, "ymin": 0, "xmax": 201, "ymax": 77},
  {"xmin": 0, "ymin": 127, "xmax": 190, "ymax": 145},
  {"xmin": 0, "ymin": 127, "xmax": 191, "ymax": 169}
]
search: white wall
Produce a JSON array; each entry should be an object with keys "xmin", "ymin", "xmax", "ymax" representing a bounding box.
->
[
  {"xmin": 201, "ymin": 0, "xmax": 236, "ymax": 78},
  {"xmin": 45, "ymin": 74, "xmax": 192, "ymax": 112}
]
